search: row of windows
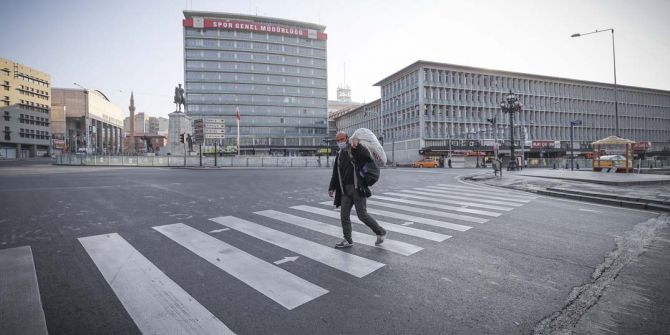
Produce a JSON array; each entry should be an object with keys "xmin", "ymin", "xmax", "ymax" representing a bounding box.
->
[
  {"xmin": 338, "ymin": 102, "xmax": 669, "ymax": 142},
  {"xmin": 19, "ymin": 128, "xmax": 51, "ymax": 140},
  {"xmin": 15, "ymin": 73, "xmax": 50, "ymax": 87},
  {"xmin": 382, "ymin": 71, "xmax": 419, "ymax": 95},
  {"xmin": 420, "ymin": 89, "xmax": 668, "ymax": 118},
  {"xmin": 411, "ymin": 68, "xmax": 670, "ymax": 107},
  {"xmin": 185, "ymin": 38, "xmax": 327, "ymax": 58},
  {"xmin": 187, "ymin": 93, "xmax": 325, "ymax": 106},
  {"xmin": 185, "ymin": 28, "xmax": 326, "ymax": 49},
  {"xmin": 218, "ymin": 126, "xmax": 326, "ymax": 136},
  {"xmin": 18, "ymin": 85, "xmax": 49, "ymax": 97},
  {"xmin": 233, "ymin": 137, "xmax": 322, "ymax": 146},
  {"xmin": 19, "ymin": 99, "xmax": 49, "ymax": 111},
  {"xmin": 186, "ymin": 82, "xmax": 326, "ymax": 98},
  {"xmin": 186, "ymin": 71, "xmax": 326, "ymax": 87},
  {"xmin": 19, "ymin": 114, "xmax": 50, "ymax": 126},
  {"xmin": 185, "ymin": 50, "xmax": 326, "ymax": 67},
  {"xmin": 187, "ymin": 104, "xmax": 325, "ymax": 116},
  {"xmin": 185, "ymin": 60, "xmax": 327, "ymax": 78}
]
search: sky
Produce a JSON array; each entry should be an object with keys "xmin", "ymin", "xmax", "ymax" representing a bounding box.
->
[{"xmin": 2, "ymin": 0, "xmax": 669, "ymax": 118}]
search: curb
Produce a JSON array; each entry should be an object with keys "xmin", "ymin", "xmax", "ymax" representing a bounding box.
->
[
  {"xmin": 517, "ymin": 173, "xmax": 670, "ymax": 186},
  {"xmin": 535, "ymin": 189, "xmax": 670, "ymax": 212},
  {"xmin": 547, "ymin": 187, "xmax": 670, "ymax": 206}
]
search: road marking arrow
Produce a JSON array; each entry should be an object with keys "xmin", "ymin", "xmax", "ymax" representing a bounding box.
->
[
  {"xmin": 274, "ymin": 256, "xmax": 299, "ymax": 265},
  {"xmin": 209, "ymin": 228, "xmax": 230, "ymax": 233}
]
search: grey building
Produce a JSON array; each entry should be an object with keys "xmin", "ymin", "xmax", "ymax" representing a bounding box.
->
[
  {"xmin": 373, "ymin": 60, "xmax": 670, "ymax": 163},
  {"xmin": 331, "ymin": 99, "xmax": 381, "ymax": 141},
  {"xmin": 183, "ymin": 11, "xmax": 328, "ymax": 155},
  {"xmin": 51, "ymin": 88, "xmax": 125, "ymax": 154}
]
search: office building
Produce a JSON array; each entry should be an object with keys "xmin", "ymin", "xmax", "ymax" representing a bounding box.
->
[
  {"xmin": 183, "ymin": 11, "xmax": 328, "ymax": 155},
  {"xmin": 51, "ymin": 88, "xmax": 125, "ymax": 154},
  {"xmin": 0, "ymin": 58, "xmax": 51, "ymax": 158},
  {"xmin": 372, "ymin": 60, "xmax": 670, "ymax": 163}
]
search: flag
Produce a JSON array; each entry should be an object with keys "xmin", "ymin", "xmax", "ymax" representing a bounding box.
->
[{"xmin": 236, "ymin": 107, "xmax": 240, "ymax": 121}]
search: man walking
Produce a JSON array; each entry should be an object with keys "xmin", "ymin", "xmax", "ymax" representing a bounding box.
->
[{"xmin": 328, "ymin": 131, "xmax": 387, "ymax": 248}]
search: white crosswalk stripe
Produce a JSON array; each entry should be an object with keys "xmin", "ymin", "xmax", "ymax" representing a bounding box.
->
[
  {"xmin": 366, "ymin": 200, "xmax": 489, "ymax": 224},
  {"xmin": 441, "ymin": 183, "xmax": 537, "ymax": 196},
  {"xmin": 405, "ymin": 189, "xmax": 524, "ymax": 206},
  {"xmin": 290, "ymin": 205, "xmax": 451, "ymax": 242},
  {"xmin": 79, "ymin": 233, "xmax": 236, "ymax": 334},
  {"xmin": 0, "ymin": 246, "xmax": 49, "ymax": 335},
  {"xmin": 318, "ymin": 201, "xmax": 472, "ymax": 232},
  {"xmin": 384, "ymin": 192, "xmax": 515, "ymax": 211},
  {"xmin": 421, "ymin": 187, "xmax": 532, "ymax": 203},
  {"xmin": 209, "ymin": 215, "xmax": 385, "ymax": 278},
  {"xmin": 435, "ymin": 184, "xmax": 537, "ymax": 200},
  {"xmin": 255, "ymin": 210, "xmax": 423, "ymax": 256},
  {"xmin": 154, "ymin": 223, "xmax": 328, "ymax": 310},
  {"xmin": 372, "ymin": 195, "xmax": 501, "ymax": 217}
]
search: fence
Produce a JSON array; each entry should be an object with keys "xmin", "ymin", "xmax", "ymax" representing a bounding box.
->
[{"xmin": 55, "ymin": 154, "xmax": 334, "ymax": 168}]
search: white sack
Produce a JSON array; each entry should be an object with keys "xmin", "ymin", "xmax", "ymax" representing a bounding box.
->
[{"xmin": 351, "ymin": 128, "xmax": 387, "ymax": 165}]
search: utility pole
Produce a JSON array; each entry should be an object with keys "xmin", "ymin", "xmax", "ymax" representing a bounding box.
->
[{"xmin": 570, "ymin": 120, "xmax": 582, "ymax": 170}]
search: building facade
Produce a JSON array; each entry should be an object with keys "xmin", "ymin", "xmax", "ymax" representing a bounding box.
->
[
  {"xmin": 183, "ymin": 11, "xmax": 328, "ymax": 155},
  {"xmin": 0, "ymin": 58, "xmax": 51, "ymax": 158},
  {"xmin": 51, "ymin": 88, "xmax": 125, "ymax": 154},
  {"xmin": 373, "ymin": 60, "xmax": 670, "ymax": 163},
  {"xmin": 331, "ymin": 99, "xmax": 381, "ymax": 140}
]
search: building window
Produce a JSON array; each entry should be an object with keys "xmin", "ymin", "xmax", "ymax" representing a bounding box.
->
[
  {"xmin": 3, "ymin": 126, "xmax": 10, "ymax": 141},
  {"xmin": 3, "ymin": 110, "xmax": 9, "ymax": 121}
]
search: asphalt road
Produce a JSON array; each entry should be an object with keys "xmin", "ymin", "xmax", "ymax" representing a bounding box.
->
[{"xmin": 0, "ymin": 162, "xmax": 661, "ymax": 334}]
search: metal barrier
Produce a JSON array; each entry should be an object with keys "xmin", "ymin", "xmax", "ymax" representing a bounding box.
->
[{"xmin": 55, "ymin": 155, "xmax": 333, "ymax": 168}]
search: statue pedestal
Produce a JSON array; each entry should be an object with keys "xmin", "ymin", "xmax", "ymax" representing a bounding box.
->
[{"xmin": 168, "ymin": 111, "xmax": 192, "ymax": 155}]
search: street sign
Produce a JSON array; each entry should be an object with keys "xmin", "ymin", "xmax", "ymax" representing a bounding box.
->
[
  {"xmin": 205, "ymin": 118, "xmax": 225, "ymax": 124},
  {"xmin": 205, "ymin": 123, "xmax": 226, "ymax": 129},
  {"xmin": 205, "ymin": 134, "xmax": 226, "ymax": 139}
]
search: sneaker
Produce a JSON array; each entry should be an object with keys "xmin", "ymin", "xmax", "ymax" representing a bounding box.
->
[
  {"xmin": 335, "ymin": 239, "xmax": 353, "ymax": 248},
  {"xmin": 375, "ymin": 231, "xmax": 388, "ymax": 245}
]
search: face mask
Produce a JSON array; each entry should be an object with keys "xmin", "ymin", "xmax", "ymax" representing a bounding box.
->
[{"xmin": 337, "ymin": 142, "xmax": 348, "ymax": 150}]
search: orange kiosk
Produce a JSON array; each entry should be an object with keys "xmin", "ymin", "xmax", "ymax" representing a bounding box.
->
[{"xmin": 591, "ymin": 136, "xmax": 635, "ymax": 173}]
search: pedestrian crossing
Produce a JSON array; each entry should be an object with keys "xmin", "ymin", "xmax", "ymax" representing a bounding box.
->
[{"xmin": 1, "ymin": 183, "xmax": 537, "ymax": 334}]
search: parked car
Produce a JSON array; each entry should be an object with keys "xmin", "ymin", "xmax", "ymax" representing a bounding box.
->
[{"xmin": 412, "ymin": 158, "xmax": 439, "ymax": 168}]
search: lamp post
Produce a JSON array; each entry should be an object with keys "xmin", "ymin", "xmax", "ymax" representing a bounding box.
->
[
  {"xmin": 571, "ymin": 28, "xmax": 618, "ymax": 136},
  {"xmin": 500, "ymin": 91, "xmax": 522, "ymax": 171},
  {"xmin": 570, "ymin": 120, "xmax": 582, "ymax": 170}
]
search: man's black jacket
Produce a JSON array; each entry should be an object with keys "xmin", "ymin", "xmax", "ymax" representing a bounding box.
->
[{"xmin": 328, "ymin": 144, "xmax": 374, "ymax": 208}]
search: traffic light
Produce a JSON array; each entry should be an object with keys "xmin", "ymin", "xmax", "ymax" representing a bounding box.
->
[{"xmin": 179, "ymin": 133, "xmax": 185, "ymax": 143}]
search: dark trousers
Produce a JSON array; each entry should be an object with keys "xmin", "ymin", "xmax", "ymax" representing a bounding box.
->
[{"xmin": 340, "ymin": 185, "xmax": 385, "ymax": 242}]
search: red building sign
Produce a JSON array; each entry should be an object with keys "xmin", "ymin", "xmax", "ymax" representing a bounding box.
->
[{"xmin": 183, "ymin": 19, "xmax": 327, "ymax": 40}]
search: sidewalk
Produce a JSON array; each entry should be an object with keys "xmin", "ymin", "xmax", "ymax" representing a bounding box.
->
[
  {"xmin": 465, "ymin": 169, "xmax": 670, "ymax": 334},
  {"xmin": 465, "ymin": 169, "xmax": 670, "ymax": 212}
]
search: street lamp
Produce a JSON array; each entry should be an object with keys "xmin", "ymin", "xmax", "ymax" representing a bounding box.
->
[
  {"xmin": 570, "ymin": 120, "xmax": 582, "ymax": 170},
  {"xmin": 500, "ymin": 91, "xmax": 522, "ymax": 171},
  {"xmin": 571, "ymin": 28, "xmax": 618, "ymax": 136}
]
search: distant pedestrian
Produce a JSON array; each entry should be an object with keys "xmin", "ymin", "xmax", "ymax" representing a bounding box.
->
[
  {"xmin": 328, "ymin": 131, "xmax": 387, "ymax": 248},
  {"xmin": 493, "ymin": 158, "xmax": 502, "ymax": 177}
]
